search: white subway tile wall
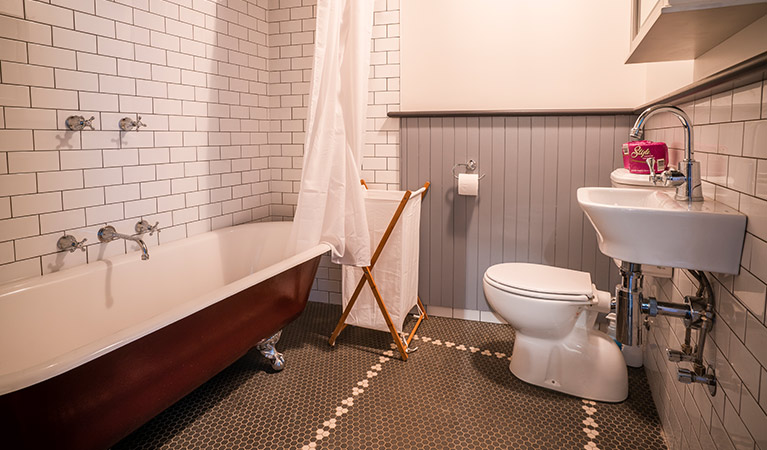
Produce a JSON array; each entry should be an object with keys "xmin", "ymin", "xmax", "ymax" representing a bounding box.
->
[
  {"xmin": 0, "ymin": 0, "xmax": 285, "ymax": 281},
  {"xmin": 644, "ymin": 79, "xmax": 767, "ymax": 450}
]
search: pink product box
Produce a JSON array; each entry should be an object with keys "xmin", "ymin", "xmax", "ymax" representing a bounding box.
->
[{"xmin": 622, "ymin": 140, "xmax": 668, "ymax": 174}]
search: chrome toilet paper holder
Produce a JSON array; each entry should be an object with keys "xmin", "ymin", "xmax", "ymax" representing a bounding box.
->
[{"xmin": 452, "ymin": 159, "xmax": 486, "ymax": 180}]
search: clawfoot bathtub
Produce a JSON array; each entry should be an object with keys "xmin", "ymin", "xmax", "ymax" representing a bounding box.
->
[{"xmin": 0, "ymin": 221, "xmax": 327, "ymax": 450}]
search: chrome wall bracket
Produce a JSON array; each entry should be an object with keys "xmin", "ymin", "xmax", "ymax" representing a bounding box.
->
[{"xmin": 452, "ymin": 159, "xmax": 486, "ymax": 180}]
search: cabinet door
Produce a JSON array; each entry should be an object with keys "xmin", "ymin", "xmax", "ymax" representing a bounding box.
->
[{"xmin": 632, "ymin": 0, "xmax": 663, "ymax": 40}]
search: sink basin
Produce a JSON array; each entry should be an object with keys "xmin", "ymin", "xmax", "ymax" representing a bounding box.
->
[{"xmin": 577, "ymin": 187, "xmax": 747, "ymax": 274}]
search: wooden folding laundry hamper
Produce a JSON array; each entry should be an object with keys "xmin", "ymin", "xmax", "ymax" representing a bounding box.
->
[{"xmin": 329, "ymin": 180, "xmax": 430, "ymax": 360}]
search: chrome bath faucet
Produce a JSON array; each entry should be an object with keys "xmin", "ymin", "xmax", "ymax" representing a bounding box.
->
[{"xmin": 97, "ymin": 221, "xmax": 161, "ymax": 261}]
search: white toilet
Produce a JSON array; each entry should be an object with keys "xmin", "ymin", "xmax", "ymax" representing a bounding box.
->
[
  {"xmin": 480, "ymin": 167, "xmax": 673, "ymax": 401},
  {"xmin": 482, "ymin": 263, "xmax": 628, "ymax": 402}
]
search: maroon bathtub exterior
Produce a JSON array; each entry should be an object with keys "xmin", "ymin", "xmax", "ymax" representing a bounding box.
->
[{"xmin": 0, "ymin": 254, "xmax": 321, "ymax": 450}]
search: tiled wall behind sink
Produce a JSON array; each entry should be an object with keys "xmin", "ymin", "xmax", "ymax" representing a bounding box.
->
[
  {"xmin": 642, "ymin": 79, "xmax": 767, "ymax": 450},
  {"xmin": 0, "ymin": 0, "xmax": 275, "ymax": 283}
]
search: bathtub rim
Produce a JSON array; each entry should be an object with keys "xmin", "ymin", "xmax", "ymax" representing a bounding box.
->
[{"xmin": 0, "ymin": 222, "xmax": 330, "ymax": 396}]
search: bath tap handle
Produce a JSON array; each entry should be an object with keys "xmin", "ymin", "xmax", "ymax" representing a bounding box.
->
[
  {"xmin": 57, "ymin": 234, "xmax": 87, "ymax": 253},
  {"xmin": 65, "ymin": 115, "xmax": 95, "ymax": 131},
  {"xmin": 135, "ymin": 220, "xmax": 161, "ymax": 236},
  {"xmin": 119, "ymin": 115, "xmax": 147, "ymax": 131},
  {"xmin": 82, "ymin": 116, "xmax": 95, "ymax": 130},
  {"xmin": 148, "ymin": 221, "xmax": 161, "ymax": 236}
]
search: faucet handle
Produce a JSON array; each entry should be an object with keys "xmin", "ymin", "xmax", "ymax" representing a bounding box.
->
[
  {"xmin": 135, "ymin": 220, "xmax": 161, "ymax": 236},
  {"xmin": 82, "ymin": 116, "xmax": 95, "ymax": 130},
  {"xmin": 119, "ymin": 115, "xmax": 147, "ymax": 131},
  {"xmin": 646, "ymin": 157, "xmax": 658, "ymax": 185},
  {"xmin": 148, "ymin": 221, "xmax": 161, "ymax": 236},
  {"xmin": 646, "ymin": 156, "xmax": 656, "ymax": 174},
  {"xmin": 662, "ymin": 168, "xmax": 686, "ymax": 187},
  {"xmin": 65, "ymin": 115, "xmax": 96, "ymax": 131},
  {"xmin": 57, "ymin": 234, "xmax": 87, "ymax": 252}
]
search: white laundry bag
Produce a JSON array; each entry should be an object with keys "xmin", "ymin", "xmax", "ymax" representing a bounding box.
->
[{"xmin": 341, "ymin": 189, "xmax": 422, "ymax": 333}]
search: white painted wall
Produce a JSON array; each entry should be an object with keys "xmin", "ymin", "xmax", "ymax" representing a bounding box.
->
[{"xmin": 400, "ymin": 0, "xmax": 693, "ymax": 111}]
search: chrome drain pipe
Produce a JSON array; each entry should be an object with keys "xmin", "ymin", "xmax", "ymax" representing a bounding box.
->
[{"xmin": 615, "ymin": 262, "xmax": 643, "ymax": 347}]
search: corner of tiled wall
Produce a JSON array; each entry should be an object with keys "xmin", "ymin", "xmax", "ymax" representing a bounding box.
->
[{"xmin": 643, "ymin": 79, "xmax": 767, "ymax": 450}]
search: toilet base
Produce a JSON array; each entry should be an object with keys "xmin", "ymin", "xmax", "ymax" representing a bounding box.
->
[{"xmin": 509, "ymin": 327, "xmax": 628, "ymax": 403}]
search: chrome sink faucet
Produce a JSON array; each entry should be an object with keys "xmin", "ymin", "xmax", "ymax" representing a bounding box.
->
[
  {"xmin": 630, "ymin": 104, "xmax": 703, "ymax": 202},
  {"xmin": 97, "ymin": 221, "xmax": 161, "ymax": 261}
]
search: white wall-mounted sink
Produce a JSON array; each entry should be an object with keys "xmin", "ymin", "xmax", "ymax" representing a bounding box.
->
[{"xmin": 577, "ymin": 187, "xmax": 747, "ymax": 275}]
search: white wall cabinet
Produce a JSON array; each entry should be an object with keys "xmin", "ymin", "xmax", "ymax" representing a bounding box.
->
[{"xmin": 627, "ymin": 0, "xmax": 767, "ymax": 63}]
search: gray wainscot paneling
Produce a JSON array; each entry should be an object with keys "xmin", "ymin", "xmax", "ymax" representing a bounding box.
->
[{"xmin": 401, "ymin": 116, "xmax": 633, "ymax": 312}]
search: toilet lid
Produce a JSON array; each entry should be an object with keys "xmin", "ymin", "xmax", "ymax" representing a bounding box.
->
[{"xmin": 485, "ymin": 263, "xmax": 594, "ymax": 301}]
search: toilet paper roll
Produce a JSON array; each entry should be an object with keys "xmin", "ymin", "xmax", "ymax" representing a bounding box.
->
[{"xmin": 457, "ymin": 173, "xmax": 479, "ymax": 196}]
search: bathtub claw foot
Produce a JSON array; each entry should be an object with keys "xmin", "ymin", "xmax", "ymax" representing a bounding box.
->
[{"xmin": 256, "ymin": 331, "xmax": 285, "ymax": 371}]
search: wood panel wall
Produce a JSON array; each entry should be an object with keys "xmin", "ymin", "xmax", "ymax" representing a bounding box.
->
[{"xmin": 401, "ymin": 116, "xmax": 633, "ymax": 311}]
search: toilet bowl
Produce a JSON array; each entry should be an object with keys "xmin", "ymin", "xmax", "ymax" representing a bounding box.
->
[{"xmin": 482, "ymin": 263, "xmax": 628, "ymax": 402}]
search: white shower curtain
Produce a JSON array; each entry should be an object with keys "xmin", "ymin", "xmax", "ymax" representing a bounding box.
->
[{"xmin": 289, "ymin": 0, "xmax": 375, "ymax": 267}]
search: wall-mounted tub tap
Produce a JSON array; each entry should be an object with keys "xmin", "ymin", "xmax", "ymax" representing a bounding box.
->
[
  {"xmin": 65, "ymin": 115, "xmax": 95, "ymax": 131},
  {"xmin": 98, "ymin": 225, "xmax": 150, "ymax": 261},
  {"xmin": 56, "ymin": 234, "xmax": 87, "ymax": 253},
  {"xmin": 119, "ymin": 115, "xmax": 146, "ymax": 131},
  {"xmin": 630, "ymin": 104, "xmax": 703, "ymax": 202}
]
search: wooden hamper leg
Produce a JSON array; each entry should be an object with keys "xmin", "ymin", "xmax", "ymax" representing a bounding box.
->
[
  {"xmin": 328, "ymin": 275, "xmax": 366, "ymax": 346},
  {"xmin": 363, "ymin": 267, "xmax": 409, "ymax": 361}
]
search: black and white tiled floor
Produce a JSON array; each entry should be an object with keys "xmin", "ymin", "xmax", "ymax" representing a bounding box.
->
[{"xmin": 115, "ymin": 303, "xmax": 668, "ymax": 450}]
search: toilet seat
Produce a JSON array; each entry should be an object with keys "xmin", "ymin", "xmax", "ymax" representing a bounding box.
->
[{"xmin": 484, "ymin": 263, "xmax": 593, "ymax": 302}]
